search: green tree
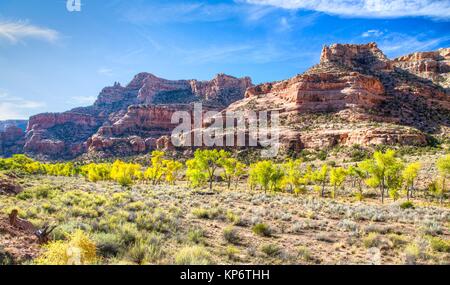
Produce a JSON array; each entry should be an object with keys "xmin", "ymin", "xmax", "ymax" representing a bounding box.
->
[
  {"xmin": 144, "ymin": 151, "xmax": 166, "ymax": 185},
  {"xmin": 110, "ymin": 160, "xmax": 141, "ymax": 187},
  {"xmin": 360, "ymin": 149, "xmax": 404, "ymax": 203},
  {"xmin": 313, "ymin": 164, "xmax": 329, "ymax": 198},
  {"xmin": 186, "ymin": 149, "xmax": 230, "ymax": 191},
  {"xmin": 347, "ymin": 165, "xmax": 368, "ymax": 201},
  {"xmin": 330, "ymin": 167, "xmax": 348, "ymax": 199},
  {"xmin": 186, "ymin": 159, "xmax": 207, "ymax": 188},
  {"xmin": 434, "ymin": 155, "xmax": 450, "ymax": 203},
  {"xmin": 248, "ymin": 161, "xmax": 284, "ymax": 194},
  {"xmin": 220, "ymin": 158, "xmax": 246, "ymax": 190},
  {"xmin": 402, "ymin": 162, "xmax": 421, "ymax": 200},
  {"xmin": 163, "ymin": 160, "xmax": 183, "ymax": 185},
  {"xmin": 281, "ymin": 159, "xmax": 307, "ymax": 195}
]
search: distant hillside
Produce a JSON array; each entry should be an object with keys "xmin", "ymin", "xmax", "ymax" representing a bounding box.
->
[{"xmin": 0, "ymin": 120, "xmax": 28, "ymax": 132}]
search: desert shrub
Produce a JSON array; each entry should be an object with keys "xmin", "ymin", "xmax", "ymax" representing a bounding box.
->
[
  {"xmin": 223, "ymin": 226, "xmax": 240, "ymax": 244},
  {"xmin": 226, "ymin": 210, "xmax": 242, "ymax": 226},
  {"xmin": 191, "ymin": 207, "xmax": 221, "ymax": 220},
  {"xmin": 118, "ymin": 223, "xmax": 140, "ymax": 246},
  {"xmin": 400, "ymin": 201, "xmax": 415, "ymax": 209},
  {"xmin": 350, "ymin": 145, "xmax": 370, "ymax": 162},
  {"xmin": 363, "ymin": 233, "xmax": 384, "ymax": 248},
  {"xmin": 420, "ymin": 220, "xmax": 443, "ymax": 236},
  {"xmin": 174, "ymin": 246, "xmax": 212, "ymax": 265},
  {"xmin": 428, "ymin": 236, "xmax": 450, "ymax": 253},
  {"xmin": 35, "ymin": 230, "xmax": 97, "ymax": 265},
  {"xmin": 0, "ymin": 246, "xmax": 15, "ymax": 265},
  {"xmin": 316, "ymin": 150, "xmax": 328, "ymax": 161},
  {"xmin": 126, "ymin": 237, "xmax": 163, "ymax": 264},
  {"xmin": 297, "ymin": 246, "xmax": 313, "ymax": 262},
  {"xmin": 192, "ymin": 208, "xmax": 210, "ymax": 219},
  {"xmin": 187, "ymin": 228, "xmax": 205, "ymax": 244},
  {"xmin": 224, "ymin": 246, "xmax": 239, "ymax": 260},
  {"xmin": 404, "ymin": 243, "xmax": 422, "ymax": 265},
  {"xmin": 387, "ymin": 234, "xmax": 408, "ymax": 248},
  {"xmin": 93, "ymin": 232, "xmax": 123, "ymax": 258},
  {"xmin": 252, "ymin": 223, "xmax": 271, "ymax": 237},
  {"xmin": 261, "ymin": 244, "xmax": 281, "ymax": 257}
]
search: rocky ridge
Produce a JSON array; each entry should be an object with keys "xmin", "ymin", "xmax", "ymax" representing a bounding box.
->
[{"xmin": 0, "ymin": 42, "xmax": 449, "ymax": 159}]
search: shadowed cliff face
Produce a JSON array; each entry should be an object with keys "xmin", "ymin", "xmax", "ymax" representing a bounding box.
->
[{"xmin": 1, "ymin": 42, "xmax": 449, "ymax": 159}]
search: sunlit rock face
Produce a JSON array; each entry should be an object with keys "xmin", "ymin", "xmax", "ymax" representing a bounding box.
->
[
  {"xmin": 17, "ymin": 73, "xmax": 251, "ymax": 159},
  {"xmin": 224, "ymin": 43, "xmax": 449, "ymax": 153},
  {"xmin": 2, "ymin": 43, "xmax": 449, "ymax": 159}
]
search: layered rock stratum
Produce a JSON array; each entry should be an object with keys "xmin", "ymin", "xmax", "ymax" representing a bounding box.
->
[
  {"xmin": 0, "ymin": 42, "xmax": 448, "ymax": 159},
  {"xmin": 3, "ymin": 73, "xmax": 252, "ymax": 158},
  {"xmin": 223, "ymin": 43, "xmax": 449, "ymax": 153}
]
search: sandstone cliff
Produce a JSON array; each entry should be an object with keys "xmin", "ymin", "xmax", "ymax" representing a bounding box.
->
[
  {"xmin": 221, "ymin": 43, "xmax": 449, "ymax": 153},
  {"xmin": 1, "ymin": 43, "xmax": 449, "ymax": 159},
  {"xmin": 18, "ymin": 73, "xmax": 252, "ymax": 158}
]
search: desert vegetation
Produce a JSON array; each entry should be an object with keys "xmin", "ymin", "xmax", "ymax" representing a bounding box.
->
[{"xmin": 0, "ymin": 148, "xmax": 449, "ymax": 265}]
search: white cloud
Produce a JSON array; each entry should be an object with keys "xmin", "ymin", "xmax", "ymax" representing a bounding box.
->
[
  {"xmin": 97, "ymin": 68, "xmax": 114, "ymax": 76},
  {"xmin": 376, "ymin": 33, "xmax": 450, "ymax": 57},
  {"xmin": 0, "ymin": 20, "xmax": 59, "ymax": 44},
  {"xmin": 244, "ymin": 0, "xmax": 450, "ymax": 19},
  {"xmin": 0, "ymin": 92, "xmax": 45, "ymax": 120},
  {"xmin": 362, "ymin": 29, "xmax": 384, "ymax": 38}
]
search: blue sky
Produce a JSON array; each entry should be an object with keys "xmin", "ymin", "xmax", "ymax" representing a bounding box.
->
[{"xmin": 0, "ymin": 0, "xmax": 449, "ymax": 120}]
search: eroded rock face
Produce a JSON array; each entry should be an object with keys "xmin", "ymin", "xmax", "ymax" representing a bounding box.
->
[
  {"xmin": 222, "ymin": 43, "xmax": 449, "ymax": 152},
  {"xmin": 24, "ymin": 112, "xmax": 100, "ymax": 158},
  {"xmin": 296, "ymin": 128, "xmax": 427, "ymax": 149},
  {"xmin": 0, "ymin": 126, "xmax": 25, "ymax": 157},
  {"xmin": 320, "ymin": 42, "xmax": 390, "ymax": 71},
  {"xmin": 2, "ymin": 43, "xmax": 449, "ymax": 158},
  {"xmin": 87, "ymin": 105, "xmax": 191, "ymax": 155},
  {"xmin": 393, "ymin": 48, "xmax": 450, "ymax": 91},
  {"xmin": 16, "ymin": 73, "xmax": 251, "ymax": 159}
]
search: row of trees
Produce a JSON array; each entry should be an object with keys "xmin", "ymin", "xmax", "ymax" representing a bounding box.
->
[{"xmin": 1, "ymin": 150, "xmax": 449, "ymax": 203}]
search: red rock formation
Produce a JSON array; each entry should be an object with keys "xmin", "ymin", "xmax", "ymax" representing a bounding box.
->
[
  {"xmin": 393, "ymin": 48, "xmax": 450, "ymax": 90},
  {"xmin": 222, "ymin": 43, "xmax": 449, "ymax": 152},
  {"xmin": 19, "ymin": 73, "xmax": 251, "ymax": 158},
  {"xmin": 24, "ymin": 112, "xmax": 99, "ymax": 158},
  {"xmin": 0, "ymin": 126, "xmax": 25, "ymax": 157},
  {"xmin": 2, "ymin": 43, "xmax": 449, "ymax": 159}
]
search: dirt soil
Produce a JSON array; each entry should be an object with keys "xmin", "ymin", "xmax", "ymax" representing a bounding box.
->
[{"xmin": 0, "ymin": 217, "xmax": 41, "ymax": 264}]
